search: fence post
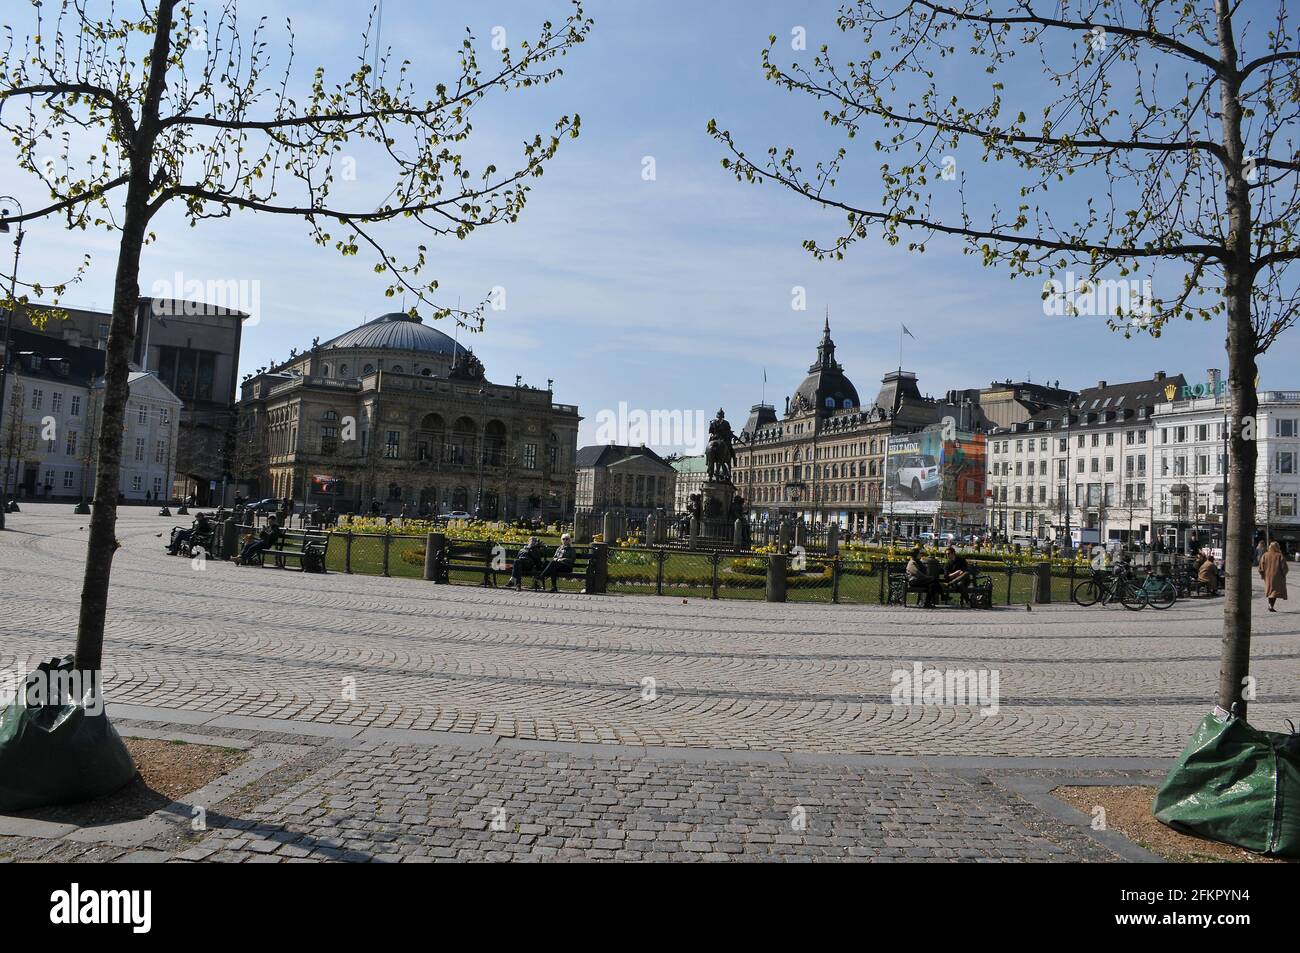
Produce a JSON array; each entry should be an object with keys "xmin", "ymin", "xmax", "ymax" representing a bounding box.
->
[
  {"xmin": 766, "ymin": 553, "xmax": 787, "ymax": 602},
  {"xmin": 710, "ymin": 552, "xmax": 721, "ymax": 599},
  {"xmin": 588, "ymin": 542, "xmax": 609, "ymax": 594},
  {"xmin": 1034, "ymin": 561, "xmax": 1052, "ymax": 603},
  {"xmin": 656, "ymin": 549, "xmax": 666, "ymax": 596},
  {"xmin": 831, "ymin": 558, "xmax": 841, "ymax": 604},
  {"xmin": 826, "ymin": 523, "xmax": 839, "ymax": 556},
  {"xmin": 382, "ymin": 533, "xmax": 391, "ymax": 576},
  {"xmin": 423, "ymin": 531, "xmax": 445, "ymax": 581},
  {"xmin": 878, "ymin": 559, "xmax": 887, "ymax": 605},
  {"xmin": 344, "ymin": 529, "xmax": 353, "ymax": 573},
  {"xmin": 1005, "ymin": 563, "xmax": 1014, "ymax": 605}
]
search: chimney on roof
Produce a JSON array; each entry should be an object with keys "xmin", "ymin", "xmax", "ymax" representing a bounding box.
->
[
  {"xmin": 1207, "ymin": 368, "xmax": 1221, "ymax": 388},
  {"xmin": 1154, "ymin": 370, "xmax": 1166, "ymax": 381},
  {"xmin": 1097, "ymin": 380, "xmax": 1107, "ymax": 389}
]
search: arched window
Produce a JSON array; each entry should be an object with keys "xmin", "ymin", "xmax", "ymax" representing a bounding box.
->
[
  {"xmin": 843, "ymin": 398, "xmax": 852, "ymax": 408},
  {"xmin": 339, "ymin": 364, "xmax": 349, "ymax": 377},
  {"xmin": 391, "ymin": 366, "xmax": 403, "ymax": 374},
  {"xmin": 363, "ymin": 364, "xmax": 374, "ymax": 375},
  {"xmin": 825, "ymin": 397, "xmax": 835, "ymax": 408}
]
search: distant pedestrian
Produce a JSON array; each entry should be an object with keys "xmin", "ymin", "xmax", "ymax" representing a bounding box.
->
[{"xmin": 1260, "ymin": 542, "xmax": 1288, "ymax": 612}]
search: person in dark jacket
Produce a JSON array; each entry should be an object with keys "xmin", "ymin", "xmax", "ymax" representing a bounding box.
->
[
  {"xmin": 168, "ymin": 511, "xmax": 213, "ymax": 555},
  {"xmin": 538, "ymin": 534, "xmax": 576, "ymax": 592},
  {"xmin": 905, "ymin": 547, "xmax": 941, "ymax": 608},
  {"xmin": 510, "ymin": 536, "xmax": 546, "ymax": 591},
  {"xmin": 238, "ymin": 516, "xmax": 281, "ymax": 565},
  {"xmin": 943, "ymin": 546, "xmax": 972, "ymax": 600}
]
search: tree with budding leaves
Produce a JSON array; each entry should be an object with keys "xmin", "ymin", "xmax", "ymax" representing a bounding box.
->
[
  {"xmin": 0, "ymin": 0, "xmax": 591, "ymax": 673},
  {"xmin": 709, "ymin": 0, "xmax": 1299, "ymax": 720}
]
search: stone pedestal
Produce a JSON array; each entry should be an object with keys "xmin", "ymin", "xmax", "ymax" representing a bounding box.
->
[{"xmin": 695, "ymin": 481, "xmax": 738, "ymax": 542}]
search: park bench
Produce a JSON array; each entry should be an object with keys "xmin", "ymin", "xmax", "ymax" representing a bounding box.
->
[
  {"xmin": 438, "ymin": 539, "xmax": 593, "ymax": 591},
  {"xmin": 249, "ymin": 529, "xmax": 329, "ymax": 573},
  {"xmin": 888, "ymin": 570, "xmax": 993, "ymax": 608}
]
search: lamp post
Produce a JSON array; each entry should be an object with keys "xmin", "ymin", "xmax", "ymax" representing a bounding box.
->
[
  {"xmin": 1062, "ymin": 411, "xmax": 1072, "ymax": 550},
  {"xmin": 0, "ymin": 197, "xmax": 26, "ymax": 530}
]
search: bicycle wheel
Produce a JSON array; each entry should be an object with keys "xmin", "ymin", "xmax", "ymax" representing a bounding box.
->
[
  {"xmin": 1149, "ymin": 579, "xmax": 1177, "ymax": 609},
  {"xmin": 1072, "ymin": 579, "xmax": 1101, "ymax": 607},
  {"xmin": 1118, "ymin": 580, "xmax": 1148, "ymax": 610}
]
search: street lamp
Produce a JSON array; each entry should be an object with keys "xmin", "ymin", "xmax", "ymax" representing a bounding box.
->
[{"xmin": 0, "ymin": 197, "xmax": 26, "ymax": 531}]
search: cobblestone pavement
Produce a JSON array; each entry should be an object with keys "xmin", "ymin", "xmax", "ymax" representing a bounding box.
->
[{"xmin": 0, "ymin": 504, "xmax": 1291, "ymax": 861}]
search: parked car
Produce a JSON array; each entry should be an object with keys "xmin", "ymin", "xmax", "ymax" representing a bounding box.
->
[
  {"xmin": 245, "ymin": 498, "xmax": 279, "ymax": 513},
  {"xmin": 441, "ymin": 510, "xmax": 473, "ymax": 520}
]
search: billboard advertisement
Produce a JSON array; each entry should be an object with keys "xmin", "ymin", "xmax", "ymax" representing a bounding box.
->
[
  {"xmin": 884, "ymin": 430, "xmax": 986, "ymax": 518},
  {"xmin": 311, "ymin": 474, "xmax": 342, "ymax": 495}
]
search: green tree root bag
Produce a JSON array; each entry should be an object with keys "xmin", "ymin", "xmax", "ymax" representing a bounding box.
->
[
  {"xmin": 1153, "ymin": 710, "xmax": 1300, "ymax": 857},
  {"xmin": 0, "ymin": 657, "xmax": 135, "ymax": 811}
]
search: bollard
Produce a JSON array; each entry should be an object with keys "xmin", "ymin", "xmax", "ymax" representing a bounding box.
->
[
  {"xmin": 766, "ymin": 554, "xmax": 788, "ymax": 602},
  {"xmin": 827, "ymin": 523, "xmax": 840, "ymax": 557},
  {"xmin": 587, "ymin": 543, "xmax": 609, "ymax": 594},
  {"xmin": 423, "ymin": 531, "xmax": 446, "ymax": 581},
  {"xmin": 1033, "ymin": 561, "xmax": 1052, "ymax": 604},
  {"xmin": 221, "ymin": 519, "xmax": 239, "ymax": 560}
]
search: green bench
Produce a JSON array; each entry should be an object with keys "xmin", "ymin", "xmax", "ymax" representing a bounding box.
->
[{"xmin": 251, "ymin": 529, "xmax": 330, "ymax": 573}]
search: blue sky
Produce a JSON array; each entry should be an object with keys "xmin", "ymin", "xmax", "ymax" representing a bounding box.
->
[{"xmin": 4, "ymin": 0, "xmax": 1291, "ymax": 450}]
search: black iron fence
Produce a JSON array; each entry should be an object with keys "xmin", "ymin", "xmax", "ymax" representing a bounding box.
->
[{"xmin": 206, "ymin": 518, "xmax": 1214, "ymax": 607}]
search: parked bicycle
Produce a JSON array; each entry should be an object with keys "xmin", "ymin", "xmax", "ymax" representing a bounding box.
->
[
  {"xmin": 1072, "ymin": 568, "xmax": 1138, "ymax": 608},
  {"xmin": 1122, "ymin": 569, "xmax": 1178, "ymax": 610}
]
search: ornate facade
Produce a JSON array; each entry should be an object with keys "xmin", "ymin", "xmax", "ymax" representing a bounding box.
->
[{"xmin": 236, "ymin": 312, "xmax": 579, "ymax": 518}]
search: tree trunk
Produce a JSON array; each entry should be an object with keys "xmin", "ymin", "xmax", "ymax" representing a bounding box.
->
[
  {"xmin": 1214, "ymin": 0, "xmax": 1258, "ymax": 720},
  {"xmin": 73, "ymin": 0, "xmax": 176, "ymax": 674}
]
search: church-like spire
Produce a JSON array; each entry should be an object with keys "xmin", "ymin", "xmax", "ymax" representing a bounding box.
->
[{"xmin": 812, "ymin": 308, "xmax": 838, "ymax": 371}]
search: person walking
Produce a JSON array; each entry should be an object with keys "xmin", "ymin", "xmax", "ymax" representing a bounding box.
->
[{"xmin": 1259, "ymin": 541, "xmax": 1289, "ymax": 612}]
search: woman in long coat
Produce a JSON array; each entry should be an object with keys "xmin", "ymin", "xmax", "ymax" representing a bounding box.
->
[{"xmin": 1259, "ymin": 542, "xmax": 1289, "ymax": 612}]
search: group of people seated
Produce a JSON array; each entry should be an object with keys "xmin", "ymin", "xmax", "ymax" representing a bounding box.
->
[
  {"xmin": 508, "ymin": 534, "xmax": 576, "ymax": 592},
  {"xmin": 905, "ymin": 546, "xmax": 974, "ymax": 608}
]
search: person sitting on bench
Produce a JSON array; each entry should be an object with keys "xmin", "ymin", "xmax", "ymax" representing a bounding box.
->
[
  {"xmin": 943, "ymin": 546, "xmax": 972, "ymax": 602},
  {"xmin": 168, "ymin": 511, "xmax": 213, "ymax": 555},
  {"xmin": 905, "ymin": 547, "xmax": 942, "ymax": 608},
  {"xmin": 510, "ymin": 536, "xmax": 546, "ymax": 591},
  {"xmin": 238, "ymin": 515, "xmax": 281, "ymax": 565},
  {"xmin": 538, "ymin": 534, "xmax": 576, "ymax": 593},
  {"xmin": 1196, "ymin": 552, "xmax": 1219, "ymax": 596}
]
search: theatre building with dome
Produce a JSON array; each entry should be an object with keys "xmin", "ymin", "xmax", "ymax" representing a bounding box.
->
[{"xmin": 235, "ymin": 311, "xmax": 580, "ymax": 519}]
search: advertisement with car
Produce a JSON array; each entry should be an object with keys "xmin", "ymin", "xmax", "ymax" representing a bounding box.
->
[{"xmin": 885, "ymin": 429, "xmax": 987, "ymax": 517}]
